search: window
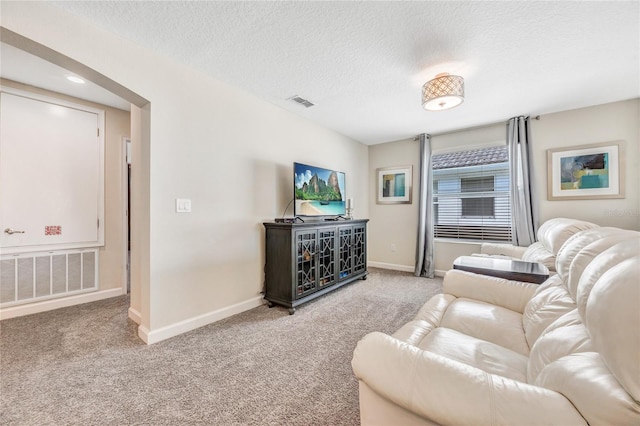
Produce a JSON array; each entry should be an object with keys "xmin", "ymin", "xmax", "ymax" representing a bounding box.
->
[
  {"xmin": 432, "ymin": 146, "xmax": 511, "ymax": 241},
  {"xmin": 461, "ymin": 177, "xmax": 495, "ymax": 217}
]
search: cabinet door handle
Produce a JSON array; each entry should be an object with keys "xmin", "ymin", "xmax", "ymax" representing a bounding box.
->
[{"xmin": 4, "ymin": 228, "xmax": 25, "ymax": 235}]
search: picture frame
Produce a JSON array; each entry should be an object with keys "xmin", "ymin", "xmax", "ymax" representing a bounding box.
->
[
  {"xmin": 547, "ymin": 141, "xmax": 624, "ymax": 200},
  {"xmin": 377, "ymin": 165, "xmax": 412, "ymax": 204}
]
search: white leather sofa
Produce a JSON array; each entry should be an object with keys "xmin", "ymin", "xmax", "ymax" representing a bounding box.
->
[
  {"xmin": 478, "ymin": 217, "xmax": 599, "ymax": 273},
  {"xmin": 352, "ymin": 226, "xmax": 639, "ymax": 425}
]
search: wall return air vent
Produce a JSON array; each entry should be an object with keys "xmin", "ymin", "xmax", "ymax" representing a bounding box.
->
[{"xmin": 288, "ymin": 95, "xmax": 315, "ymax": 108}]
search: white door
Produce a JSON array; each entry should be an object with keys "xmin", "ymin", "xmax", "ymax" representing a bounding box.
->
[{"xmin": 0, "ymin": 90, "xmax": 104, "ymax": 253}]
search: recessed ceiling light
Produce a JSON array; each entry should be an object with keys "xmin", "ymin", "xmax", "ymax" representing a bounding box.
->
[{"xmin": 67, "ymin": 76, "xmax": 85, "ymax": 84}]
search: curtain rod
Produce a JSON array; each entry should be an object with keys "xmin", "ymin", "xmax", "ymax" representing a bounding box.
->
[{"xmin": 414, "ymin": 115, "xmax": 540, "ymax": 140}]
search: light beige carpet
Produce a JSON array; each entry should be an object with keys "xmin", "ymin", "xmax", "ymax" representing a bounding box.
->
[{"xmin": 0, "ymin": 268, "xmax": 442, "ymax": 425}]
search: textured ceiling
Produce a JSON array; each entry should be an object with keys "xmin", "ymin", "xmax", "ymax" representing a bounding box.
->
[{"xmin": 31, "ymin": 1, "xmax": 640, "ymax": 144}]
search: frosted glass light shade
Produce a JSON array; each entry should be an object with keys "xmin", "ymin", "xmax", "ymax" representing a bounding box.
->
[{"xmin": 422, "ymin": 73, "xmax": 464, "ymax": 111}]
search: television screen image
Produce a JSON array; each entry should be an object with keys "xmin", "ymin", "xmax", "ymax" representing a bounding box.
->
[{"xmin": 294, "ymin": 162, "xmax": 346, "ymax": 217}]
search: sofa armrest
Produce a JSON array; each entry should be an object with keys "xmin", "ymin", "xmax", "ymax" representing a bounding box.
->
[
  {"xmin": 480, "ymin": 242, "xmax": 528, "ymax": 259},
  {"xmin": 352, "ymin": 332, "xmax": 587, "ymax": 426},
  {"xmin": 443, "ymin": 269, "xmax": 539, "ymax": 313}
]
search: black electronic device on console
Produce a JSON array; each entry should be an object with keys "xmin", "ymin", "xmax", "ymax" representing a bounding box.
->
[
  {"xmin": 323, "ymin": 216, "xmax": 350, "ymax": 221},
  {"xmin": 275, "ymin": 217, "xmax": 304, "ymax": 223}
]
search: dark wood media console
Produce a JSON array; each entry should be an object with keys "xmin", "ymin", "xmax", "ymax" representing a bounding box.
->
[{"xmin": 263, "ymin": 219, "xmax": 368, "ymax": 314}]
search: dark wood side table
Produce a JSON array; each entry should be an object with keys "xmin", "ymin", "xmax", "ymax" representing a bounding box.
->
[{"xmin": 453, "ymin": 256, "xmax": 550, "ymax": 284}]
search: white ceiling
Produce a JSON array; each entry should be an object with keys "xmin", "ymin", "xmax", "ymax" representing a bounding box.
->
[
  {"xmin": 7, "ymin": 1, "xmax": 640, "ymax": 145},
  {"xmin": 0, "ymin": 43, "xmax": 132, "ymax": 111}
]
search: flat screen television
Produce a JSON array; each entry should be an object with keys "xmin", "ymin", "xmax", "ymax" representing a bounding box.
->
[{"xmin": 294, "ymin": 162, "xmax": 346, "ymax": 217}]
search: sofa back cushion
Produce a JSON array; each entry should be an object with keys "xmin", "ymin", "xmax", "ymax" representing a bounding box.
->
[
  {"xmin": 536, "ymin": 218, "xmax": 599, "ymax": 255},
  {"xmin": 584, "ymin": 251, "xmax": 639, "ymax": 400},
  {"xmin": 527, "ymin": 309, "xmax": 593, "ymax": 382},
  {"xmin": 526, "ymin": 228, "xmax": 640, "ymax": 424},
  {"xmin": 522, "ymin": 275, "xmax": 576, "ymax": 346},
  {"xmin": 555, "ymin": 227, "xmax": 631, "ymax": 291},
  {"xmin": 521, "ymin": 242, "xmax": 556, "ymax": 271},
  {"xmin": 520, "ymin": 218, "xmax": 598, "ymax": 273}
]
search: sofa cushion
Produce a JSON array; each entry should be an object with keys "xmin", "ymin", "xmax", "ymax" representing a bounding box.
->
[
  {"xmin": 552, "ymin": 228, "xmax": 640, "ymax": 401},
  {"xmin": 352, "ymin": 332, "xmax": 589, "ymax": 426},
  {"xmin": 393, "ymin": 293, "xmax": 530, "ymax": 356},
  {"xmin": 573, "ymin": 237, "xmax": 638, "ymax": 317},
  {"xmin": 521, "ymin": 241, "xmax": 555, "ymax": 271},
  {"xmin": 442, "ymin": 269, "xmax": 537, "ymax": 314},
  {"xmin": 392, "ymin": 294, "xmax": 457, "ymax": 346},
  {"xmin": 529, "ymin": 230, "xmax": 640, "ymax": 421},
  {"xmin": 417, "ymin": 327, "xmax": 528, "ymax": 382},
  {"xmin": 439, "ymin": 298, "xmax": 529, "ymax": 355},
  {"xmin": 555, "ymin": 227, "xmax": 628, "ymax": 283},
  {"xmin": 536, "ymin": 217, "xmax": 599, "ymax": 255},
  {"xmin": 585, "ymin": 255, "xmax": 640, "ymax": 401},
  {"xmin": 476, "ymin": 218, "xmax": 599, "ymax": 275},
  {"xmin": 535, "ymin": 352, "xmax": 640, "ymax": 425},
  {"xmin": 414, "ymin": 293, "xmax": 456, "ymax": 328},
  {"xmin": 517, "ymin": 218, "xmax": 599, "ymax": 273},
  {"xmin": 522, "ymin": 275, "xmax": 576, "ymax": 347},
  {"xmin": 527, "ymin": 309, "xmax": 593, "ymax": 382},
  {"xmin": 565, "ymin": 230, "xmax": 633, "ymax": 300},
  {"xmin": 479, "ymin": 242, "xmax": 528, "ymax": 258}
]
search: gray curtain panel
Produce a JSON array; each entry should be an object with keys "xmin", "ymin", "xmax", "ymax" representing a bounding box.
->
[
  {"xmin": 507, "ymin": 116, "xmax": 538, "ymax": 246},
  {"xmin": 415, "ymin": 133, "xmax": 435, "ymax": 278}
]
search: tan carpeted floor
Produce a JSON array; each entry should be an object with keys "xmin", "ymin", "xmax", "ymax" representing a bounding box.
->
[{"xmin": 0, "ymin": 268, "xmax": 442, "ymax": 425}]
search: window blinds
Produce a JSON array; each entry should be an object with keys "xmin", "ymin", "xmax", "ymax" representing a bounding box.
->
[{"xmin": 432, "ymin": 147, "xmax": 511, "ymax": 242}]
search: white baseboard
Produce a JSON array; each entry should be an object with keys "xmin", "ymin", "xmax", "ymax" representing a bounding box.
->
[
  {"xmin": 128, "ymin": 307, "xmax": 142, "ymax": 325},
  {"xmin": 0, "ymin": 288, "xmax": 124, "ymax": 320},
  {"xmin": 368, "ymin": 261, "xmax": 447, "ymax": 278},
  {"xmin": 368, "ymin": 261, "xmax": 415, "ymax": 273},
  {"xmin": 434, "ymin": 269, "xmax": 447, "ymax": 277},
  {"xmin": 138, "ymin": 296, "xmax": 265, "ymax": 345}
]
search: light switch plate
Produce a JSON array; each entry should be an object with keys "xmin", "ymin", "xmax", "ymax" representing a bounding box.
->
[{"xmin": 176, "ymin": 198, "xmax": 192, "ymax": 213}]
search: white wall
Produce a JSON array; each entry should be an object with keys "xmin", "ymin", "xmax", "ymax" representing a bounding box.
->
[
  {"xmin": 1, "ymin": 3, "xmax": 369, "ymax": 341},
  {"xmin": 368, "ymin": 99, "xmax": 639, "ymax": 274},
  {"xmin": 368, "ymin": 138, "xmax": 420, "ymax": 272},
  {"xmin": 534, "ymin": 99, "xmax": 639, "ymax": 228}
]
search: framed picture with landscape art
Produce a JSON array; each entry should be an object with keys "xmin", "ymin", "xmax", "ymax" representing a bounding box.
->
[
  {"xmin": 377, "ymin": 165, "xmax": 412, "ymax": 204},
  {"xmin": 547, "ymin": 141, "xmax": 624, "ymax": 200}
]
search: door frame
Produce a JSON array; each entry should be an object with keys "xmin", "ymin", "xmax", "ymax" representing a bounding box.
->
[{"xmin": 122, "ymin": 136, "xmax": 131, "ymax": 294}]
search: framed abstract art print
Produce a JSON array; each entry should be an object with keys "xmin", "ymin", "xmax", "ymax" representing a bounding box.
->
[{"xmin": 547, "ymin": 141, "xmax": 624, "ymax": 200}]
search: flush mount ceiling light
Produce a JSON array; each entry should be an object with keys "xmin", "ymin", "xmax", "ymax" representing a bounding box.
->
[{"xmin": 422, "ymin": 72, "xmax": 464, "ymax": 111}]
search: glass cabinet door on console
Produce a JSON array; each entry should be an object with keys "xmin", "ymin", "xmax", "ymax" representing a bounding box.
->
[
  {"xmin": 295, "ymin": 229, "xmax": 318, "ymax": 298},
  {"xmin": 294, "ymin": 227, "xmax": 338, "ymax": 298},
  {"xmin": 317, "ymin": 227, "xmax": 337, "ymax": 290},
  {"xmin": 338, "ymin": 223, "xmax": 367, "ymax": 280},
  {"xmin": 338, "ymin": 226, "xmax": 353, "ymax": 280},
  {"xmin": 353, "ymin": 223, "xmax": 367, "ymax": 275}
]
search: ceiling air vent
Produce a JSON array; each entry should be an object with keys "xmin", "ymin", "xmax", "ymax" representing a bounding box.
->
[{"xmin": 288, "ymin": 95, "xmax": 315, "ymax": 108}]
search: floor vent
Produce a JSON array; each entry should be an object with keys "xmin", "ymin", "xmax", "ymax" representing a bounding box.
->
[{"xmin": 0, "ymin": 248, "xmax": 98, "ymax": 307}]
